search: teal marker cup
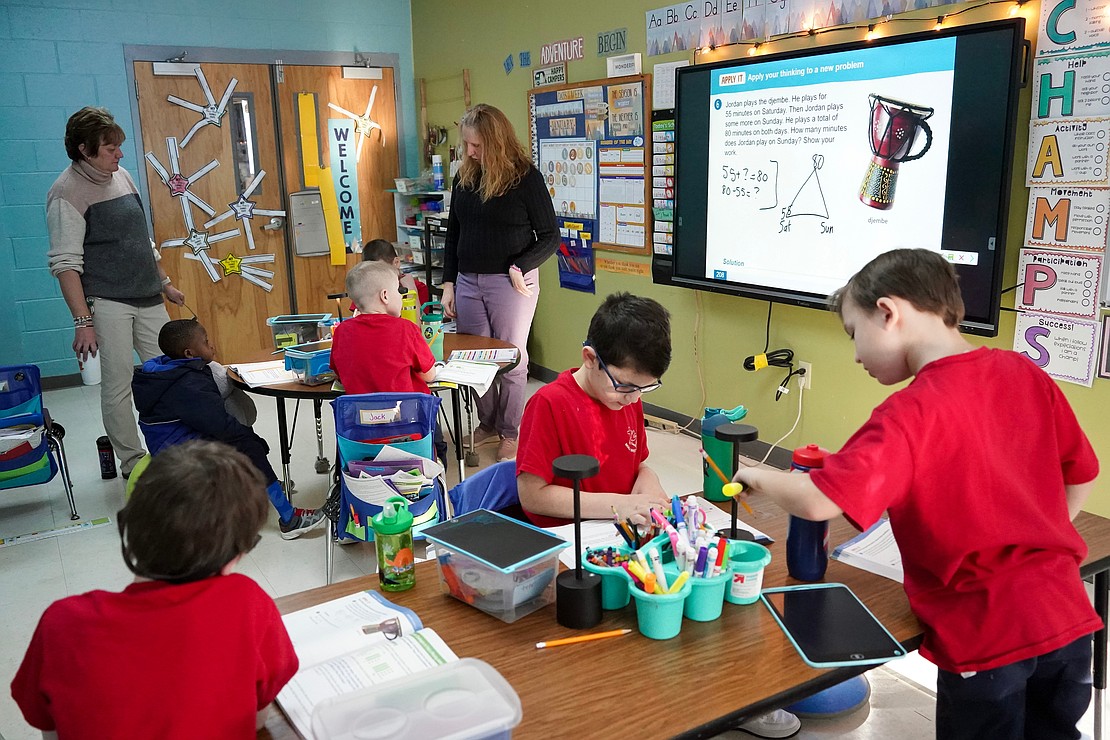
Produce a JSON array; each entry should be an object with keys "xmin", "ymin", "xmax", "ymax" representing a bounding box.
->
[
  {"xmin": 582, "ymin": 546, "xmax": 633, "ymax": 610},
  {"xmin": 682, "ymin": 569, "xmax": 729, "ymax": 621},
  {"xmin": 629, "ymin": 576, "xmax": 692, "ymax": 640},
  {"xmin": 725, "ymin": 541, "xmax": 772, "ymax": 605}
]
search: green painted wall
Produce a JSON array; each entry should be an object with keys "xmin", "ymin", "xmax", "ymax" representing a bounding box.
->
[{"xmin": 411, "ymin": 1, "xmax": 1110, "ymax": 517}]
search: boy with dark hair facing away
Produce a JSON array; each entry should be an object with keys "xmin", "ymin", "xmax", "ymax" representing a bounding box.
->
[
  {"xmin": 361, "ymin": 237, "xmax": 430, "ymax": 307},
  {"xmin": 516, "ymin": 292, "xmax": 674, "ymax": 527},
  {"xmin": 132, "ymin": 319, "xmax": 326, "ymax": 539},
  {"xmin": 12, "ymin": 441, "xmax": 299, "ymax": 738},
  {"xmin": 733, "ymin": 248, "xmax": 1100, "ymax": 740},
  {"xmin": 331, "ymin": 261, "xmax": 448, "ymax": 462}
]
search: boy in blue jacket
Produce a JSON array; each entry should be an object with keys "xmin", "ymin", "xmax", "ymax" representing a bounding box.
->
[{"xmin": 132, "ymin": 319, "xmax": 325, "ymax": 539}]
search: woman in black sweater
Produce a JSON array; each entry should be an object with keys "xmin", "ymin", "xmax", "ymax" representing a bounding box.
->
[{"xmin": 442, "ymin": 104, "xmax": 558, "ymax": 462}]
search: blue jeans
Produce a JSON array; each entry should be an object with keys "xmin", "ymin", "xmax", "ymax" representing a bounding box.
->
[{"xmin": 935, "ymin": 635, "xmax": 1093, "ymax": 740}]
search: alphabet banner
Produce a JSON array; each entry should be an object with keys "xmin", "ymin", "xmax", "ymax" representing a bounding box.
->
[
  {"xmin": 1013, "ymin": 311, "xmax": 1099, "ymax": 386},
  {"xmin": 1026, "ymin": 117, "xmax": 1110, "ymax": 186},
  {"xmin": 1016, "ymin": 248, "xmax": 1102, "ymax": 319},
  {"xmin": 1024, "ymin": 186, "xmax": 1110, "ymax": 252},
  {"xmin": 1038, "ymin": 0, "xmax": 1110, "ymax": 58},
  {"xmin": 1031, "ymin": 51, "xmax": 1110, "ymax": 120}
]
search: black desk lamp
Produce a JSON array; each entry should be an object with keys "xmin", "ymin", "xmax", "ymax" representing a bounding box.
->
[
  {"xmin": 714, "ymin": 423, "xmax": 759, "ymax": 540},
  {"xmin": 553, "ymin": 454, "xmax": 602, "ymax": 629}
]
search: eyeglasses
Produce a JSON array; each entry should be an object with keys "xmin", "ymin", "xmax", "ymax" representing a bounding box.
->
[{"xmin": 591, "ymin": 349, "xmax": 662, "ymax": 395}]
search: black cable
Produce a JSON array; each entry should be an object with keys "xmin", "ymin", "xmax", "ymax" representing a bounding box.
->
[
  {"xmin": 762, "ymin": 302, "xmax": 773, "ymax": 353},
  {"xmin": 742, "ymin": 347, "xmax": 794, "ymax": 372}
]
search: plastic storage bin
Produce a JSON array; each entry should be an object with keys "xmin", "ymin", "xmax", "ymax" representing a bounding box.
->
[
  {"xmin": 283, "ymin": 340, "xmax": 335, "ymax": 386},
  {"xmin": 266, "ymin": 313, "xmax": 332, "ymax": 349},
  {"xmin": 423, "ymin": 510, "xmax": 570, "ymax": 623},
  {"xmin": 310, "ymin": 658, "xmax": 522, "ymax": 740}
]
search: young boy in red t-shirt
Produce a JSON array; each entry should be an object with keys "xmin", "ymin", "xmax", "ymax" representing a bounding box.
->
[
  {"xmin": 330, "ymin": 261, "xmax": 446, "ymax": 462},
  {"xmin": 516, "ymin": 292, "xmax": 673, "ymax": 528},
  {"xmin": 11, "ymin": 441, "xmax": 298, "ymax": 738},
  {"xmin": 732, "ymin": 249, "xmax": 1100, "ymax": 740}
]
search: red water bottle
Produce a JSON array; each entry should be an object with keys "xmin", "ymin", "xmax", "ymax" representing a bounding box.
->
[
  {"xmin": 96, "ymin": 435, "xmax": 117, "ymax": 479},
  {"xmin": 786, "ymin": 444, "xmax": 829, "ymax": 581}
]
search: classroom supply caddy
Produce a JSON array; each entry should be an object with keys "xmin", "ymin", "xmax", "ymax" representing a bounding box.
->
[
  {"xmin": 333, "ymin": 393, "xmax": 443, "ymax": 543},
  {"xmin": 422, "ymin": 510, "xmax": 570, "ymax": 623},
  {"xmin": 283, "ymin": 340, "xmax": 334, "ymax": 386},
  {"xmin": 266, "ymin": 313, "xmax": 332, "ymax": 349}
]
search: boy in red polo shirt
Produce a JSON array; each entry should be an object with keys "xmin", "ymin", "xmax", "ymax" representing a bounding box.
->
[
  {"xmin": 330, "ymin": 261, "xmax": 446, "ymax": 462},
  {"xmin": 516, "ymin": 292, "xmax": 673, "ymax": 528},
  {"xmin": 733, "ymin": 249, "xmax": 1100, "ymax": 740}
]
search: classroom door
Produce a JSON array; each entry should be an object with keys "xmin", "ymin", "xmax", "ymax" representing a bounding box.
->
[
  {"xmin": 133, "ymin": 60, "xmax": 401, "ymax": 356},
  {"xmin": 275, "ymin": 64, "xmax": 402, "ymax": 315}
]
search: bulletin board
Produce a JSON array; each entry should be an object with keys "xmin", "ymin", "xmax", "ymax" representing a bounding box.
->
[{"xmin": 527, "ymin": 75, "xmax": 652, "ymax": 258}]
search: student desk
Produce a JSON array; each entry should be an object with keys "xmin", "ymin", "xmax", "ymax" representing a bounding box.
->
[
  {"xmin": 260, "ymin": 505, "xmax": 1110, "ymax": 738},
  {"xmin": 229, "ymin": 333, "xmax": 519, "ymax": 495}
]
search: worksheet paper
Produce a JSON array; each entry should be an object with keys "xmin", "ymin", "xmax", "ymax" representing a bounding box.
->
[{"xmin": 831, "ymin": 518, "xmax": 904, "ymax": 583}]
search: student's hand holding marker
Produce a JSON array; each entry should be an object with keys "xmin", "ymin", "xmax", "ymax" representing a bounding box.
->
[{"xmin": 614, "ymin": 492, "xmax": 672, "ymax": 526}]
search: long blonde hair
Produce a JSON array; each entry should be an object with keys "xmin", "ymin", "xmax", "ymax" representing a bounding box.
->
[{"xmin": 457, "ymin": 104, "xmax": 533, "ymax": 202}]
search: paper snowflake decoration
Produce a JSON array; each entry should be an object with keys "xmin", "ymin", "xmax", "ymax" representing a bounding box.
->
[
  {"xmin": 327, "ymin": 85, "xmax": 385, "ymax": 161},
  {"xmin": 166, "ymin": 66, "xmax": 238, "ymax": 147},
  {"xmin": 145, "ymin": 136, "xmax": 218, "ymax": 229},
  {"xmin": 203, "ymin": 169, "xmax": 286, "ymax": 251},
  {"xmin": 187, "ymin": 251, "xmax": 275, "ymax": 292}
]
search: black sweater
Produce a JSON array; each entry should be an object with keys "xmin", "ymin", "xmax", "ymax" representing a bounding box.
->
[{"xmin": 443, "ymin": 166, "xmax": 559, "ymax": 283}]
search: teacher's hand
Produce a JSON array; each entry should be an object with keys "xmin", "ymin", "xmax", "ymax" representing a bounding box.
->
[
  {"xmin": 164, "ymin": 284, "xmax": 186, "ymax": 306},
  {"xmin": 509, "ymin": 266, "xmax": 533, "ymax": 297},
  {"xmin": 73, "ymin": 326, "xmax": 98, "ymax": 363},
  {"xmin": 440, "ymin": 282, "xmax": 456, "ymax": 318}
]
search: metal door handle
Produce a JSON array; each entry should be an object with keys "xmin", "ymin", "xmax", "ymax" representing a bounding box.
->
[{"xmin": 263, "ymin": 216, "xmax": 284, "ymax": 231}]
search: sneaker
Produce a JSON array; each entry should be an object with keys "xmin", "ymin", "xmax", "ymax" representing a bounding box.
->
[
  {"xmin": 334, "ymin": 534, "xmax": 361, "ymax": 546},
  {"xmin": 279, "ymin": 508, "xmax": 328, "ymax": 540},
  {"xmin": 496, "ymin": 437, "xmax": 518, "ymax": 462},
  {"xmin": 472, "ymin": 425, "xmax": 499, "ymax": 446},
  {"xmin": 735, "ymin": 710, "xmax": 801, "ymax": 739}
]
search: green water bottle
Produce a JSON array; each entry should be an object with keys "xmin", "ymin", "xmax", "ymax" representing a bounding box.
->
[
  {"xmin": 702, "ymin": 410, "xmax": 733, "ymax": 502},
  {"xmin": 371, "ymin": 496, "xmax": 415, "ymax": 592},
  {"xmin": 421, "ymin": 300, "xmax": 445, "ymax": 362}
]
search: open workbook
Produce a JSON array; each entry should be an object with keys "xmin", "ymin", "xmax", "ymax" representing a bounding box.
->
[{"xmin": 276, "ymin": 590, "xmax": 458, "ymax": 738}]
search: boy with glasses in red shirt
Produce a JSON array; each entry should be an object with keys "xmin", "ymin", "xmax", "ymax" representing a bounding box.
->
[{"xmin": 516, "ymin": 292, "xmax": 672, "ymax": 528}]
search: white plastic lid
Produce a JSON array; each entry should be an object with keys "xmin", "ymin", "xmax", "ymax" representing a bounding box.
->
[{"xmin": 310, "ymin": 658, "xmax": 522, "ymax": 740}]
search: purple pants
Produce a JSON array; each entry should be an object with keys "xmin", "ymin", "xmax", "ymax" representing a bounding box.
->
[{"xmin": 454, "ymin": 270, "xmax": 539, "ymax": 440}]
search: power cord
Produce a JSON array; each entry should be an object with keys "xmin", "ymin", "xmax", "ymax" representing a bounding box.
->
[{"xmin": 742, "ymin": 347, "xmax": 802, "ymax": 401}]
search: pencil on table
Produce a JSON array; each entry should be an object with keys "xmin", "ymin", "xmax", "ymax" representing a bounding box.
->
[
  {"xmin": 700, "ymin": 448, "xmax": 754, "ymax": 515},
  {"xmin": 536, "ymin": 628, "xmax": 632, "ymax": 649}
]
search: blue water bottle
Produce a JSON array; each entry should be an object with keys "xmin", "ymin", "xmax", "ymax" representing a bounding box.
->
[{"xmin": 786, "ymin": 444, "xmax": 830, "ymax": 581}]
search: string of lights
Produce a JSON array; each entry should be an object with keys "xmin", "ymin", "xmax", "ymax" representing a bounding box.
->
[{"xmin": 692, "ymin": 0, "xmax": 1027, "ymax": 58}]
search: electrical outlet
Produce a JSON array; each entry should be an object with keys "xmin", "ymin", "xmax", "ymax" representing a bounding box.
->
[{"xmin": 798, "ymin": 361, "xmax": 813, "ymax": 390}]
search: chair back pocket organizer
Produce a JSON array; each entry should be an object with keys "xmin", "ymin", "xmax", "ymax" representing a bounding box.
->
[{"xmin": 333, "ymin": 393, "xmax": 443, "ymax": 542}]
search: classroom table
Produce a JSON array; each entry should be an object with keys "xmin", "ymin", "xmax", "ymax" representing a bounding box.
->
[
  {"xmin": 228, "ymin": 333, "xmax": 520, "ymax": 495},
  {"xmin": 259, "ymin": 504, "xmax": 1110, "ymax": 739}
]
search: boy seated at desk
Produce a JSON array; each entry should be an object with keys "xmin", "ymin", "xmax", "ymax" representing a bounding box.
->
[
  {"xmin": 733, "ymin": 249, "xmax": 1100, "ymax": 740},
  {"xmin": 11, "ymin": 441, "xmax": 299, "ymax": 738},
  {"xmin": 331, "ymin": 260, "xmax": 448, "ymax": 463},
  {"xmin": 515, "ymin": 292, "xmax": 673, "ymax": 526},
  {"xmin": 360, "ymin": 237, "xmax": 430, "ymax": 308},
  {"xmin": 515, "ymin": 291, "xmax": 804, "ymax": 740},
  {"xmin": 131, "ymin": 319, "xmax": 326, "ymax": 539}
]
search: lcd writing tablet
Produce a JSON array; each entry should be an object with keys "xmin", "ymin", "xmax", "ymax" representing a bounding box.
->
[{"xmin": 760, "ymin": 583, "xmax": 905, "ymax": 668}]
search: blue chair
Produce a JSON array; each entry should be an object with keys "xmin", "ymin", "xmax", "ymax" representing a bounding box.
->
[
  {"xmin": 442, "ymin": 460, "xmax": 525, "ymax": 521},
  {"xmin": 0, "ymin": 365, "xmax": 78, "ymax": 520}
]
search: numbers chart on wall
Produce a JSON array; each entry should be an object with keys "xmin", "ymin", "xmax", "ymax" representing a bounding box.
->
[{"xmin": 528, "ymin": 75, "xmax": 653, "ymax": 279}]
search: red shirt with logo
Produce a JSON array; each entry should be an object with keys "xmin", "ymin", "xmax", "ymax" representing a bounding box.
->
[{"xmin": 517, "ymin": 370, "xmax": 648, "ymax": 527}]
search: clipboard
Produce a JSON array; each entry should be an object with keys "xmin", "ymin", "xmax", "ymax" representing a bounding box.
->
[{"xmin": 760, "ymin": 583, "xmax": 906, "ymax": 668}]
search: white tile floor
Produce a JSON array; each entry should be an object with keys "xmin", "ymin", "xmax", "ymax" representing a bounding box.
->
[{"xmin": 0, "ymin": 379, "xmax": 1100, "ymax": 739}]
